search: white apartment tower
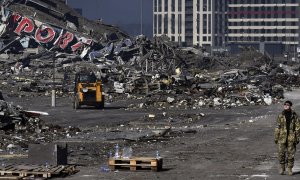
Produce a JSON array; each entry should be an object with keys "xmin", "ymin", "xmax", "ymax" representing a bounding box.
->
[
  {"xmin": 153, "ymin": 0, "xmax": 226, "ymax": 49},
  {"xmin": 154, "ymin": 0, "xmax": 300, "ymax": 55}
]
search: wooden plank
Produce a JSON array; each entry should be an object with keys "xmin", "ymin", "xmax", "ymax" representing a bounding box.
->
[
  {"xmin": 130, "ymin": 160, "xmax": 136, "ymax": 171},
  {"xmin": 0, "ymin": 176, "xmax": 21, "ymax": 179},
  {"xmin": 23, "ymin": 176, "xmax": 46, "ymax": 180},
  {"xmin": 0, "ymin": 165, "xmax": 14, "ymax": 170},
  {"xmin": 4, "ymin": 166, "xmax": 17, "ymax": 171},
  {"xmin": 0, "ymin": 164, "xmax": 77, "ymax": 179},
  {"xmin": 150, "ymin": 161, "xmax": 158, "ymax": 171},
  {"xmin": 108, "ymin": 157, "xmax": 162, "ymax": 171},
  {"xmin": 108, "ymin": 159, "xmax": 116, "ymax": 166},
  {"xmin": 48, "ymin": 166, "xmax": 62, "ymax": 173},
  {"xmin": 51, "ymin": 166, "xmax": 65, "ymax": 174},
  {"xmin": 16, "ymin": 165, "xmax": 31, "ymax": 177},
  {"xmin": 111, "ymin": 164, "xmax": 154, "ymax": 167},
  {"xmin": 31, "ymin": 166, "xmax": 43, "ymax": 172},
  {"xmin": 112, "ymin": 157, "xmax": 157, "ymax": 160},
  {"xmin": 62, "ymin": 165, "xmax": 76, "ymax": 174}
]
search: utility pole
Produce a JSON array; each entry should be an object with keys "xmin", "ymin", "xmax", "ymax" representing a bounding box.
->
[
  {"xmin": 51, "ymin": 57, "xmax": 56, "ymax": 107},
  {"xmin": 140, "ymin": 0, "xmax": 143, "ymax": 35}
]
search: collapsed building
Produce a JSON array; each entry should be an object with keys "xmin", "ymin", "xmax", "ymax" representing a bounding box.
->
[
  {"xmin": 0, "ymin": 1, "xmax": 299, "ymax": 179},
  {"xmin": 0, "ymin": 1, "xmax": 300, "ymax": 178},
  {"xmin": 0, "ymin": 0, "xmax": 299, "ymax": 108}
]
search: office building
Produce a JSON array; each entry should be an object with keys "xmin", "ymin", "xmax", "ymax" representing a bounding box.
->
[
  {"xmin": 154, "ymin": 0, "xmax": 300, "ymax": 55},
  {"xmin": 153, "ymin": 0, "xmax": 226, "ymax": 49},
  {"xmin": 227, "ymin": 0, "xmax": 299, "ymax": 54}
]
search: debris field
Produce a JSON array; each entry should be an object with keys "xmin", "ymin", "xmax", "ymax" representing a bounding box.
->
[{"xmin": 0, "ymin": 0, "xmax": 300, "ymax": 179}]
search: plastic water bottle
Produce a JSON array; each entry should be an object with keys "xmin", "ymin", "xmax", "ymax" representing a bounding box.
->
[
  {"xmin": 45, "ymin": 162, "xmax": 49, "ymax": 171},
  {"xmin": 156, "ymin": 150, "xmax": 160, "ymax": 159},
  {"xmin": 1, "ymin": 161, "xmax": 5, "ymax": 169},
  {"xmin": 115, "ymin": 144, "xmax": 119, "ymax": 158},
  {"xmin": 108, "ymin": 150, "xmax": 112, "ymax": 158},
  {"xmin": 100, "ymin": 165, "xmax": 110, "ymax": 172}
]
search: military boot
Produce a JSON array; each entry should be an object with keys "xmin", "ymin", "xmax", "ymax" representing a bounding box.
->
[
  {"xmin": 279, "ymin": 164, "xmax": 285, "ymax": 175},
  {"xmin": 287, "ymin": 168, "xmax": 293, "ymax": 176}
]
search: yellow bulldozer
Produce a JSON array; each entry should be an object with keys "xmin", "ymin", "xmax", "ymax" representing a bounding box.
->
[{"xmin": 73, "ymin": 71, "xmax": 104, "ymax": 109}]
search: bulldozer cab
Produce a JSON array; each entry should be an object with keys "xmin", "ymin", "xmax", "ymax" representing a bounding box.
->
[
  {"xmin": 75, "ymin": 72, "xmax": 97, "ymax": 84},
  {"xmin": 73, "ymin": 71, "xmax": 104, "ymax": 109}
]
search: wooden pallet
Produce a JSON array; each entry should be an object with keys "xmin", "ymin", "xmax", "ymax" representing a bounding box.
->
[
  {"xmin": 109, "ymin": 157, "xmax": 163, "ymax": 171},
  {"xmin": 0, "ymin": 164, "xmax": 77, "ymax": 179}
]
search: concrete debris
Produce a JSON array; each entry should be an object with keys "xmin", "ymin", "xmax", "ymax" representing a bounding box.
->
[
  {"xmin": 0, "ymin": 99, "xmax": 80, "ymax": 151},
  {"xmin": 0, "ymin": 0, "xmax": 299, "ymax": 167},
  {"xmin": 151, "ymin": 127, "xmax": 171, "ymax": 137},
  {"xmin": 0, "ymin": 15, "xmax": 298, "ymax": 106}
]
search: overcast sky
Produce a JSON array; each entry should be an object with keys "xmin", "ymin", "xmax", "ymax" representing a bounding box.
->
[{"xmin": 67, "ymin": 0, "xmax": 153, "ymax": 27}]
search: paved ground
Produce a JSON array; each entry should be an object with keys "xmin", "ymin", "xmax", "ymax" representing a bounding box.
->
[{"xmin": 4, "ymin": 90, "xmax": 300, "ymax": 180}]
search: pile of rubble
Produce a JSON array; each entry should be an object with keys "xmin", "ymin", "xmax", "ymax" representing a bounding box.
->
[
  {"xmin": 0, "ymin": 0, "xmax": 299, "ymax": 108},
  {"xmin": 0, "ymin": 97, "xmax": 80, "ymax": 152}
]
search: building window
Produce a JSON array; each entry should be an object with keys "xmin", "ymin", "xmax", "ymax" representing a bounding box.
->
[
  {"xmin": 179, "ymin": 14, "xmax": 182, "ymax": 34},
  {"xmin": 208, "ymin": 14, "xmax": 211, "ymax": 34},
  {"xmin": 158, "ymin": 14, "xmax": 162, "ymax": 34},
  {"xmin": 172, "ymin": 0, "xmax": 175, "ymax": 11},
  {"xmin": 203, "ymin": 14, "xmax": 207, "ymax": 34},
  {"xmin": 154, "ymin": 15, "xmax": 157, "ymax": 34},
  {"xmin": 203, "ymin": 0, "xmax": 207, "ymax": 11},
  {"xmin": 178, "ymin": 0, "xmax": 182, "ymax": 11},
  {"xmin": 171, "ymin": 14, "xmax": 175, "ymax": 34},
  {"xmin": 197, "ymin": 14, "xmax": 200, "ymax": 34},
  {"xmin": 158, "ymin": 0, "xmax": 162, "ymax": 11},
  {"xmin": 164, "ymin": 15, "xmax": 168, "ymax": 34},
  {"xmin": 164, "ymin": 0, "xmax": 168, "ymax": 11}
]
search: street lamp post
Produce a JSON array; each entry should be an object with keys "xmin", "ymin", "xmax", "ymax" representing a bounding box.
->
[
  {"xmin": 140, "ymin": 0, "xmax": 143, "ymax": 35},
  {"xmin": 51, "ymin": 57, "xmax": 56, "ymax": 107}
]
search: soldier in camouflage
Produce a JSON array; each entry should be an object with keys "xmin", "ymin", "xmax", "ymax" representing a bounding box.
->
[{"xmin": 274, "ymin": 100, "xmax": 300, "ymax": 176}]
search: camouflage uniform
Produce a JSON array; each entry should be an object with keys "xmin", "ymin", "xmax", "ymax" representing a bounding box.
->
[{"xmin": 274, "ymin": 110, "xmax": 300, "ymax": 169}]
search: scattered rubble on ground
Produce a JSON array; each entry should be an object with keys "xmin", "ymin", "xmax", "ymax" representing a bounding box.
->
[
  {"xmin": 0, "ymin": 0, "xmax": 300, "ymax": 177},
  {"xmin": 0, "ymin": 0, "xmax": 298, "ymax": 109},
  {"xmin": 0, "ymin": 98, "xmax": 80, "ymax": 153},
  {"xmin": 0, "ymin": 0, "xmax": 298, "ymax": 153}
]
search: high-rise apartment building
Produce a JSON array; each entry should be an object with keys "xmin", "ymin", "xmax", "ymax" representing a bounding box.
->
[
  {"xmin": 227, "ymin": 0, "xmax": 299, "ymax": 54},
  {"xmin": 153, "ymin": 0, "xmax": 185, "ymax": 44},
  {"xmin": 153, "ymin": 0, "xmax": 300, "ymax": 54},
  {"xmin": 153, "ymin": 0, "xmax": 226, "ymax": 49}
]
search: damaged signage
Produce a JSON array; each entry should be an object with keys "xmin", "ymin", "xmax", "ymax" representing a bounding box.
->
[{"xmin": 0, "ymin": 6, "xmax": 94, "ymax": 57}]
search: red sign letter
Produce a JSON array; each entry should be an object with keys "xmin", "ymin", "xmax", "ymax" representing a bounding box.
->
[
  {"xmin": 71, "ymin": 41, "xmax": 83, "ymax": 52},
  {"xmin": 54, "ymin": 32, "xmax": 74, "ymax": 49},
  {"xmin": 14, "ymin": 17, "xmax": 34, "ymax": 35},
  {"xmin": 12, "ymin": 14, "xmax": 21, "ymax": 23},
  {"xmin": 35, "ymin": 25, "xmax": 56, "ymax": 43}
]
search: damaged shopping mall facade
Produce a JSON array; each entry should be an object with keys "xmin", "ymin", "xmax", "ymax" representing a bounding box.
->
[{"xmin": 153, "ymin": 0, "xmax": 300, "ymax": 55}]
